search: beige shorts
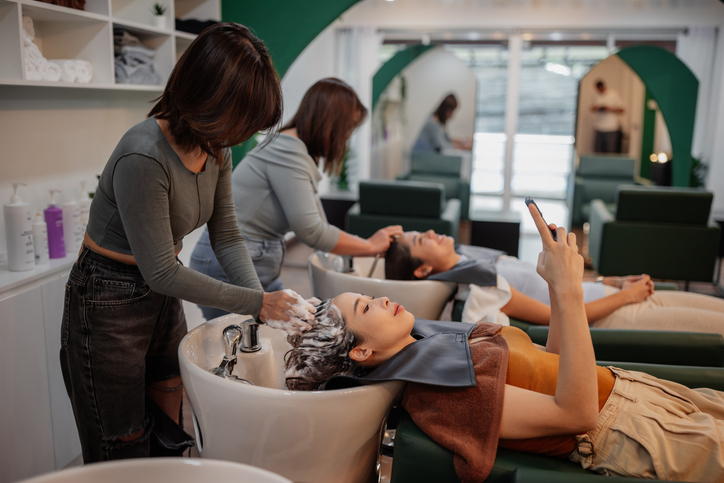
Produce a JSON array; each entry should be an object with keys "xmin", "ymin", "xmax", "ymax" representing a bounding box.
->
[{"xmin": 570, "ymin": 367, "xmax": 724, "ymax": 482}]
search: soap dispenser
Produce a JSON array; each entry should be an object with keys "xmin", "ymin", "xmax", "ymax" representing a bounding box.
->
[
  {"xmin": 3, "ymin": 183, "xmax": 35, "ymax": 271},
  {"xmin": 32, "ymin": 208, "xmax": 48, "ymax": 265},
  {"xmin": 45, "ymin": 189, "xmax": 66, "ymax": 259}
]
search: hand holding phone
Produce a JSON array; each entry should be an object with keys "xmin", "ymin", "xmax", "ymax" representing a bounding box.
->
[{"xmin": 524, "ymin": 197, "xmax": 557, "ymax": 241}]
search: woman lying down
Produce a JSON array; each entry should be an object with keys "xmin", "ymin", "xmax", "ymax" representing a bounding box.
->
[{"xmin": 284, "ymin": 205, "xmax": 724, "ymax": 483}]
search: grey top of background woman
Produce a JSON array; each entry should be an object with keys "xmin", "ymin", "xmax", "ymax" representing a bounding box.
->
[
  {"xmin": 412, "ymin": 94, "xmax": 473, "ymax": 153},
  {"xmin": 190, "ymin": 78, "xmax": 401, "ymax": 319}
]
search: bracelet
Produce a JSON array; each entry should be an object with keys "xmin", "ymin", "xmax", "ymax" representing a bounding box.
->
[{"xmin": 596, "ymin": 275, "xmax": 605, "ymax": 283}]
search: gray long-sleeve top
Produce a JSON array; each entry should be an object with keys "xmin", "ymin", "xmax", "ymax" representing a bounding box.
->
[
  {"xmin": 232, "ymin": 133, "xmax": 341, "ymax": 251},
  {"xmin": 86, "ymin": 117, "xmax": 264, "ymax": 317}
]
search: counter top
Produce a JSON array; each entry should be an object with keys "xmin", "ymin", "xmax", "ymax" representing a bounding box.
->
[{"xmin": 0, "ymin": 253, "xmax": 75, "ymax": 296}]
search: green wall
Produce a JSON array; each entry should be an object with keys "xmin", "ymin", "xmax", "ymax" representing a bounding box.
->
[
  {"xmin": 617, "ymin": 46, "xmax": 699, "ymax": 187},
  {"xmin": 221, "ymin": 0, "xmax": 362, "ymax": 164},
  {"xmin": 372, "ymin": 44, "xmax": 436, "ymax": 110}
]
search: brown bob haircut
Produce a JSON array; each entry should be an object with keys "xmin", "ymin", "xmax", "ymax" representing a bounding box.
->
[
  {"xmin": 434, "ymin": 94, "xmax": 458, "ymax": 125},
  {"xmin": 281, "ymin": 78, "xmax": 368, "ymax": 176},
  {"xmin": 149, "ymin": 22, "xmax": 282, "ymax": 164}
]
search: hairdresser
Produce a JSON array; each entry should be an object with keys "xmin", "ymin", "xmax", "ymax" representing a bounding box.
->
[
  {"xmin": 190, "ymin": 78, "xmax": 402, "ymax": 320},
  {"xmin": 412, "ymin": 93, "xmax": 472, "ymax": 153},
  {"xmin": 60, "ymin": 23, "xmax": 315, "ymax": 463}
]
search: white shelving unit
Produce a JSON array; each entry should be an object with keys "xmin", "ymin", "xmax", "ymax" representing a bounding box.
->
[{"xmin": 0, "ymin": 0, "xmax": 220, "ymax": 90}]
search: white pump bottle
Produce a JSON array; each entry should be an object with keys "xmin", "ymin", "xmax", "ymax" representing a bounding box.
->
[{"xmin": 3, "ymin": 183, "xmax": 35, "ymax": 271}]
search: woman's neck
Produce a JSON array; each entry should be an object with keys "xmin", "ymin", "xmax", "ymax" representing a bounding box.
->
[
  {"xmin": 280, "ymin": 127, "xmax": 298, "ymax": 138},
  {"xmin": 435, "ymin": 252, "xmax": 461, "ymax": 273},
  {"xmin": 156, "ymin": 118, "xmax": 208, "ymax": 173}
]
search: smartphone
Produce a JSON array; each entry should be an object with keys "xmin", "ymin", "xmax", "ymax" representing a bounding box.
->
[{"xmin": 524, "ymin": 197, "xmax": 557, "ymax": 241}]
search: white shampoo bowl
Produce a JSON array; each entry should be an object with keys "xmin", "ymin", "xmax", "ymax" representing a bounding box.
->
[
  {"xmin": 16, "ymin": 458, "xmax": 291, "ymax": 483},
  {"xmin": 179, "ymin": 316, "xmax": 404, "ymax": 483},
  {"xmin": 308, "ymin": 251, "xmax": 457, "ymax": 320}
]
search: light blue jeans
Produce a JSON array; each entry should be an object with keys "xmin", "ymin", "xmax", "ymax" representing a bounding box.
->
[{"xmin": 189, "ymin": 228, "xmax": 285, "ymax": 321}]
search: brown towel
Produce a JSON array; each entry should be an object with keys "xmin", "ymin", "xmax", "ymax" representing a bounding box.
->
[{"xmin": 402, "ymin": 323, "xmax": 509, "ymax": 483}]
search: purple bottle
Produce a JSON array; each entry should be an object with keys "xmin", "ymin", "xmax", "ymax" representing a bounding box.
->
[{"xmin": 44, "ymin": 189, "xmax": 66, "ymax": 259}]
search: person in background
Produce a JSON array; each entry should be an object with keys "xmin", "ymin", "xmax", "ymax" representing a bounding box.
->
[
  {"xmin": 61, "ymin": 23, "xmax": 314, "ymax": 463},
  {"xmin": 190, "ymin": 78, "xmax": 402, "ymax": 320},
  {"xmin": 591, "ymin": 80, "xmax": 624, "ymax": 153},
  {"xmin": 412, "ymin": 93, "xmax": 473, "ymax": 153}
]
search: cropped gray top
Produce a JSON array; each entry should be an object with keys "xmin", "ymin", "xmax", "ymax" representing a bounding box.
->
[
  {"xmin": 86, "ymin": 117, "xmax": 264, "ymax": 317},
  {"xmin": 232, "ymin": 133, "xmax": 341, "ymax": 250}
]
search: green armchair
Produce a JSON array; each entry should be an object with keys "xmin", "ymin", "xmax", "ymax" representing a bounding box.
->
[
  {"xmin": 397, "ymin": 153, "xmax": 471, "ymax": 220},
  {"xmin": 391, "ymin": 363, "xmax": 724, "ymax": 483},
  {"xmin": 588, "ymin": 186, "xmax": 721, "ymax": 283},
  {"xmin": 570, "ymin": 155, "xmax": 649, "ymax": 226},
  {"xmin": 346, "ymin": 180, "xmax": 461, "ymax": 241}
]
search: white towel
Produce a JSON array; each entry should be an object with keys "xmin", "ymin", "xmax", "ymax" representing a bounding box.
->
[
  {"xmin": 74, "ymin": 60, "xmax": 92, "ymax": 83},
  {"xmin": 22, "ymin": 16, "xmax": 35, "ymax": 40},
  {"xmin": 25, "ymin": 61, "xmax": 42, "ymax": 81},
  {"xmin": 40, "ymin": 61, "xmax": 61, "ymax": 82},
  {"xmin": 49, "ymin": 59, "xmax": 78, "ymax": 83}
]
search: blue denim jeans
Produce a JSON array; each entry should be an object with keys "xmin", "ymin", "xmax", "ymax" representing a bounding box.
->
[
  {"xmin": 189, "ymin": 228, "xmax": 285, "ymax": 320},
  {"xmin": 60, "ymin": 246, "xmax": 189, "ymax": 462}
]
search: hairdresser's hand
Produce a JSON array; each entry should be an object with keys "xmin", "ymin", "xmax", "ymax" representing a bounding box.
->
[
  {"xmin": 621, "ymin": 276, "xmax": 654, "ymax": 304},
  {"xmin": 366, "ymin": 225, "xmax": 403, "ymax": 255},
  {"xmin": 259, "ymin": 289, "xmax": 316, "ymax": 335},
  {"xmin": 529, "ymin": 203, "xmax": 584, "ymax": 295}
]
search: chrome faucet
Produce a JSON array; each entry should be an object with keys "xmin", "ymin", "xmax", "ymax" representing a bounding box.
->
[
  {"xmin": 210, "ymin": 324, "xmax": 242, "ymax": 378},
  {"xmin": 209, "ymin": 321, "xmax": 258, "ymax": 385}
]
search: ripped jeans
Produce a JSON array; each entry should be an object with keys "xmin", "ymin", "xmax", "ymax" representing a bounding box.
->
[{"xmin": 60, "ymin": 246, "xmax": 189, "ymax": 462}]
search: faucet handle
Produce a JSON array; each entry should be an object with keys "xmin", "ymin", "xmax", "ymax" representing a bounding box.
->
[
  {"xmin": 222, "ymin": 324, "xmax": 242, "ymax": 359},
  {"xmin": 240, "ymin": 318, "xmax": 261, "ymax": 353}
]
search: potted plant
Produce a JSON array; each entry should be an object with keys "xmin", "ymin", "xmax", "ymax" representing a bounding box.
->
[{"xmin": 150, "ymin": 3, "xmax": 167, "ymax": 29}]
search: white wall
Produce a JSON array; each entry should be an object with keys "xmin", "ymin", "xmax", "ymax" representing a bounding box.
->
[{"xmin": 0, "ymin": 87, "xmax": 155, "ymax": 260}]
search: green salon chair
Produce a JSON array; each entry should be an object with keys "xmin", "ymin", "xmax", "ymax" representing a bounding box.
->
[
  {"xmin": 570, "ymin": 155, "xmax": 650, "ymax": 227},
  {"xmin": 391, "ymin": 363, "xmax": 724, "ymax": 483},
  {"xmin": 397, "ymin": 153, "xmax": 471, "ymax": 220},
  {"xmin": 346, "ymin": 180, "xmax": 461, "ymax": 241},
  {"xmin": 588, "ymin": 186, "xmax": 721, "ymax": 283}
]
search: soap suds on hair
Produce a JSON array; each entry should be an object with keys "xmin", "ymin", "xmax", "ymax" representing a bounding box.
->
[{"xmin": 263, "ymin": 289, "xmax": 318, "ymax": 336}]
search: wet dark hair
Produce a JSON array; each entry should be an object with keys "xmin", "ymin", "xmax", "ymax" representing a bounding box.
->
[
  {"xmin": 149, "ymin": 22, "xmax": 283, "ymax": 164},
  {"xmin": 281, "ymin": 78, "xmax": 368, "ymax": 176},
  {"xmin": 434, "ymin": 94, "xmax": 458, "ymax": 125},
  {"xmin": 385, "ymin": 238, "xmax": 424, "ymax": 281},
  {"xmin": 284, "ymin": 299, "xmax": 369, "ymax": 391}
]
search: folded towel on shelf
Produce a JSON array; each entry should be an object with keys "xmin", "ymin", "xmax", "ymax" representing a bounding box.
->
[
  {"xmin": 22, "ymin": 16, "xmax": 35, "ymax": 40},
  {"xmin": 48, "ymin": 59, "xmax": 77, "ymax": 82},
  {"xmin": 114, "ymin": 59, "xmax": 161, "ymax": 85},
  {"xmin": 25, "ymin": 61, "xmax": 42, "ymax": 81},
  {"xmin": 175, "ymin": 18, "xmax": 218, "ymax": 35},
  {"xmin": 40, "ymin": 61, "xmax": 61, "ymax": 81},
  {"xmin": 120, "ymin": 44, "xmax": 156, "ymax": 67},
  {"xmin": 74, "ymin": 60, "xmax": 92, "ymax": 83}
]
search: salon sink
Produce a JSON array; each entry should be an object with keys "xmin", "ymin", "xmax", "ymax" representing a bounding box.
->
[
  {"xmin": 308, "ymin": 251, "xmax": 456, "ymax": 320},
  {"xmin": 179, "ymin": 315, "xmax": 404, "ymax": 483},
  {"xmin": 15, "ymin": 458, "xmax": 291, "ymax": 483}
]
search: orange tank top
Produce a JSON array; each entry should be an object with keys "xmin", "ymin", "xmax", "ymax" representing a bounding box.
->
[{"xmin": 494, "ymin": 325, "xmax": 615, "ymax": 457}]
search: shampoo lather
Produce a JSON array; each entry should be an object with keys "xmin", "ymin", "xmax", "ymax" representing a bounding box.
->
[
  {"xmin": 3, "ymin": 183, "xmax": 35, "ymax": 271},
  {"xmin": 45, "ymin": 189, "xmax": 66, "ymax": 259}
]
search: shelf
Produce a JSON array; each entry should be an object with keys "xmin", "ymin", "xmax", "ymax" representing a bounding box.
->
[
  {"xmin": 0, "ymin": 0, "xmax": 218, "ymax": 91},
  {"xmin": 0, "ymin": 253, "xmax": 74, "ymax": 297}
]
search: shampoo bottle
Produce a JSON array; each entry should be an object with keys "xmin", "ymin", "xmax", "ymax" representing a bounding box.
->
[
  {"xmin": 45, "ymin": 189, "xmax": 66, "ymax": 259},
  {"xmin": 62, "ymin": 192, "xmax": 81, "ymax": 254},
  {"xmin": 77, "ymin": 180, "xmax": 91, "ymax": 237},
  {"xmin": 32, "ymin": 208, "xmax": 49, "ymax": 265},
  {"xmin": 3, "ymin": 183, "xmax": 35, "ymax": 271}
]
